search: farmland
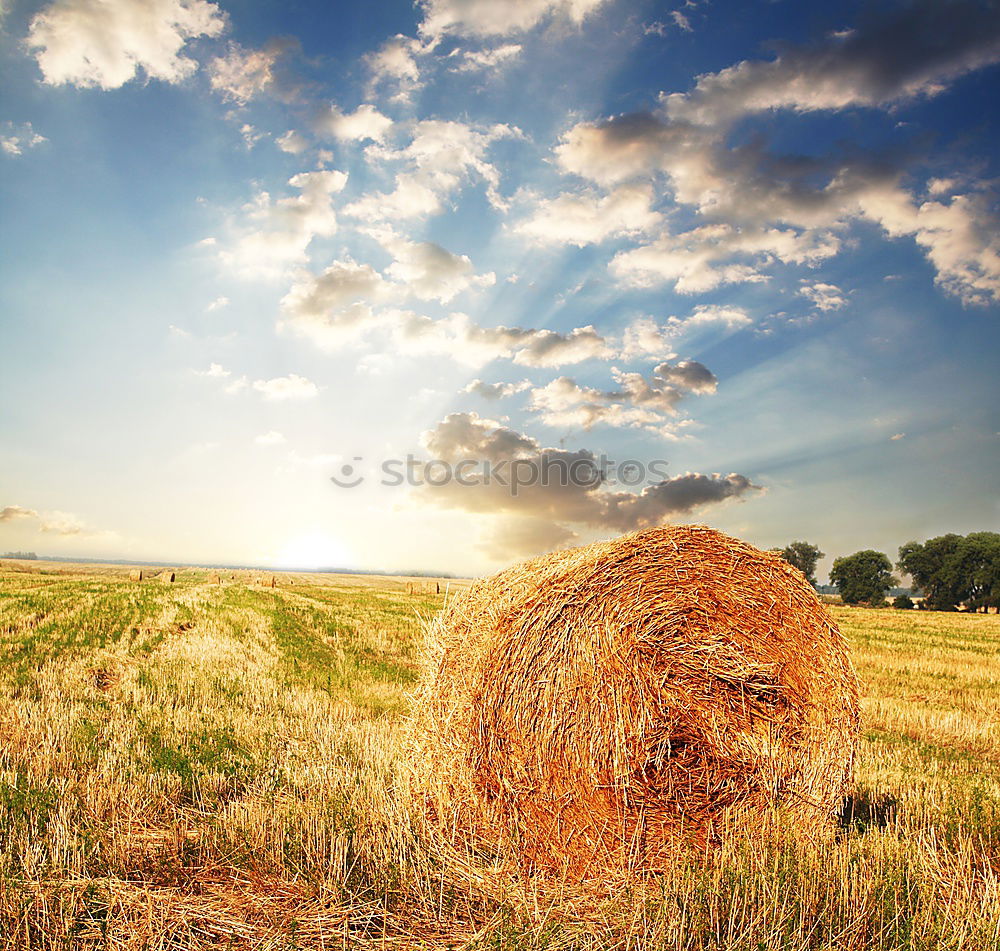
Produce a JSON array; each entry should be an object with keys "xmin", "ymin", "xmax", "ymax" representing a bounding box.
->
[{"xmin": 1, "ymin": 561, "xmax": 999, "ymax": 949}]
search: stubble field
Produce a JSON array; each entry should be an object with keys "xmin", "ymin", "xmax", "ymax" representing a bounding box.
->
[{"xmin": 0, "ymin": 560, "xmax": 998, "ymax": 950}]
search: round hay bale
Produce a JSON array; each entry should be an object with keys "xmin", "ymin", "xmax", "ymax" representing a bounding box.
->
[
  {"xmin": 161, "ymin": 570, "xmax": 175, "ymax": 583},
  {"xmin": 414, "ymin": 525, "xmax": 860, "ymax": 876},
  {"xmin": 128, "ymin": 569, "xmax": 143, "ymax": 582}
]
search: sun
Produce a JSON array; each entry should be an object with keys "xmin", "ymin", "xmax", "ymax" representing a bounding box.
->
[{"xmin": 272, "ymin": 530, "xmax": 352, "ymax": 570}]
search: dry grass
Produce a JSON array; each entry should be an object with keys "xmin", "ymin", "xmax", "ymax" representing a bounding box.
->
[{"xmin": 0, "ymin": 558, "xmax": 998, "ymax": 948}]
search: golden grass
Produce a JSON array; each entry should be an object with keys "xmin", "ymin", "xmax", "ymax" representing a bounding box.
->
[{"xmin": 0, "ymin": 560, "xmax": 998, "ymax": 949}]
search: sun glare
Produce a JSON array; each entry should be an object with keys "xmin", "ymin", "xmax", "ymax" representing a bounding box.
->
[{"xmin": 272, "ymin": 530, "xmax": 352, "ymax": 570}]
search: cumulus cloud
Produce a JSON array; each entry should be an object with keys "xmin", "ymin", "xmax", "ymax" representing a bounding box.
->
[
  {"xmin": 516, "ymin": 184, "xmax": 662, "ymax": 246},
  {"xmin": 0, "ymin": 505, "xmax": 38, "ymax": 522},
  {"xmin": 798, "ymin": 280, "xmax": 847, "ymax": 311},
  {"xmin": 857, "ymin": 185, "xmax": 1000, "ymax": 306},
  {"xmin": 528, "ymin": 373, "xmax": 683, "ymax": 433},
  {"xmin": 313, "ymin": 103, "xmax": 393, "ymax": 142},
  {"xmin": 366, "ymin": 34, "xmax": 425, "ymax": 101},
  {"xmin": 1, "ymin": 504, "xmax": 111, "ymax": 539},
  {"xmin": 418, "ymin": 0, "xmax": 610, "ymax": 39},
  {"xmin": 279, "ymin": 259, "xmax": 388, "ymax": 348},
  {"xmin": 251, "ymin": 374, "xmax": 319, "ymax": 400},
  {"xmin": 27, "ymin": 0, "xmax": 225, "ymax": 89},
  {"xmin": 281, "ymin": 261, "xmax": 613, "ymax": 367},
  {"xmin": 386, "ymin": 313, "xmax": 612, "ymax": 368},
  {"xmin": 663, "ymin": 1, "xmax": 1000, "ymax": 126},
  {"xmin": 512, "ymin": 325, "xmax": 613, "ymax": 367},
  {"xmin": 254, "ymin": 430, "xmax": 286, "ymax": 446},
  {"xmin": 276, "ymin": 130, "xmax": 309, "ymax": 154},
  {"xmin": 451, "ymin": 42, "xmax": 522, "ymax": 72},
  {"xmin": 547, "ymin": 2, "xmax": 1000, "ymax": 304},
  {"xmin": 1, "ymin": 122, "xmax": 46, "ymax": 156},
  {"xmin": 205, "ymin": 296, "xmax": 229, "ymax": 312},
  {"xmin": 218, "ymin": 169, "xmax": 348, "ymax": 278},
  {"xmin": 416, "ymin": 412, "xmax": 761, "ymax": 558},
  {"xmin": 527, "ymin": 360, "xmax": 714, "ymax": 433},
  {"xmin": 344, "ymin": 119, "xmax": 519, "ymax": 220},
  {"xmin": 611, "ymin": 223, "xmax": 840, "ymax": 293},
  {"xmin": 463, "ymin": 378, "xmax": 532, "ymax": 399},
  {"xmin": 373, "ymin": 230, "xmax": 496, "ymax": 302},
  {"xmin": 39, "ymin": 511, "xmax": 87, "ymax": 535},
  {"xmin": 653, "ymin": 359, "xmax": 717, "ymax": 393},
  {"xmin": 619, "ymin": 306, "xmax": 750, "ymax": 360}
]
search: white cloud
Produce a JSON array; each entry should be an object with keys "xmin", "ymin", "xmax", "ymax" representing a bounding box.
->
[
  {"xmin": 279, "ymin": 258, "xmax": 388, "ymax": 348},
  {"xmin": 798, "ymin": 280, "xmax": 847, "ymax": 311},
  {"xmin": 528, "ymin": 374, "xmax": 682, "ymax": 433},
  {"xmin": 1, "ymin": 122, "xmax": 46, "ymax": 156},
  {"xmin": 670, "ymin": 304, "xmax": 754, "ymax": 331},
  {"xmin": 1, "ymin": 504, "xmax": 114, "ymax": 540},
  {"xmin": 527, "ymin": 361, "xmax": 713, "ymax": 433},
  {"xmin": 418, "ymin": 0, "xmax": 610, "ymax": 39},
  {"xmin": 251, "ymin": 374, "xmax": 319, "ymax": 401},
  {"xmin": 208, "ymin": 39, "xmax": 298, "ymax": 104},
  {"xmin": 314, "ymin": 103, "xmax": 393, "ymax": 142},
  {"xmin": 373, "ymin": 231, "xmax": 496, "ymax": 302},
  {"xmin": 254, "ymin": 430, "xmax": 286, "ymax": 446},
  {"xmin": 276, "ymin": 130, "xmax": 309, "ymax": 154},
  {"xmin": 547, "ymin": 4, "xmax": 1000, "ymax": 305},
  {"xmin": 39, "ymin": 510, "xmax": 87, "ymax": 535},
  {"xmin": 451, "ymin": 43, "xmax": 522, "ymax": 72},
  {"xmin": 27, "ymin": 0, "xmax": 225, "ymax": 89},
  {"xmin": 344, "ymin": 119, "xmax": 519, "ymax": 221},
  {"xmin": 463, "ymin": 378, "xmax": 532, "ymax": 399},
  {"xmin": 366, "ymin": 34, "xmax": 425, "ymax": 101},
  {"xmin": 610, "ymin": 223, "xmax": 840, "ymax": 293},
  {"xmin": 516, "ymin": 184, "xmax": 662, "ymax": 246},
  {"xmin": 206, "ymin": 296, "xmax": 229, "ymax": 312},
  {"xmin": 619, "ymin": 306, "xmax": 751, "ymax": 360},
  {"xmin": 511, "ymin": 325, "xmax": 612, "ymax": 367},
  {"xmin": 857, "ymin": 185, "xmax": 1000, "ymax": 306},
  {"xmin": 196, "ymin": 362, "xmax": 230, "ymax": 378},
  {"xmin": 670, "ymin": 10, "xmax": 692, "ymax": 32},
  {"xmin": 218, "ymin": 169, "xmax": 348, "ymax": 279}
]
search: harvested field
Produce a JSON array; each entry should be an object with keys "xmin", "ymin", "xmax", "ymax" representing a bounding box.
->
[{"xmin": 0, "ymin": 559, "xmax": 998, "ymax": 949}]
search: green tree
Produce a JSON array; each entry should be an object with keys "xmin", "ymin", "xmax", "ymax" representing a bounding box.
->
[
  {"xmin": 779, "ymin": 541, "xmax": 825, "ymax": 586},
  {"xmin": 830, "ymin": 550, "xmax": 897, "ymax": 606},
  {"xmin": 951, "ymin": 533, "xmax": 1000, "ymax": 612},
  {"xmin": 898, "ymin": 534, "xmax": 963, "ymax": 610},
  {"xmin": 898, "ymin": 533, "xmax": 1000, "ymax": 612}
]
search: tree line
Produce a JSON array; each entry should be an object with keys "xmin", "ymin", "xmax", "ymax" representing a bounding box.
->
[{"xmin": 775, "ymin": 534, "xmax": 1000, "ymax": 611}]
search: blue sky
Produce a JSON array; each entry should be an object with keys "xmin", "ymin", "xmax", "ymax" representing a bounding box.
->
[{"xmin": 1, "ymin": 0, "xmax": 998, "ymax": 576}]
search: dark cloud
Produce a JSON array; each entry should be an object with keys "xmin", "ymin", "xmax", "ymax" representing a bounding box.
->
[
  {"xmin": 416, "ymin": 413, "xmax": 762, "ymax": 558},
  {"xmin": 0, "ymin": 505, "xmax": 38, "ymax": 522}
]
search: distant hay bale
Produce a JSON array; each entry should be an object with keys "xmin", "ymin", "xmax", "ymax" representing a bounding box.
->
[
  {"xmin": 161, "ymin": 571, "xmax": 175, "ymax": 583},
  {"xmin": 414, "ymin": 525, "xmax": 860, "ymax": 876},
  {"xmin": 128, "ymin": 569, "xmax": 143, "ymax": 582}
]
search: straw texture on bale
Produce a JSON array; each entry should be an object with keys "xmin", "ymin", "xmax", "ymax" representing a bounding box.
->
[
  {"xmin": 161, "ymin": 571, "xmax": 175, "ymax": 583},
  {"xmin": 128, "ymin": 569, "xmax": 143, "ymax": 582},
  {"xmin": 415, "ymin": 525, "xmax": 860, "ymax": 876}
]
